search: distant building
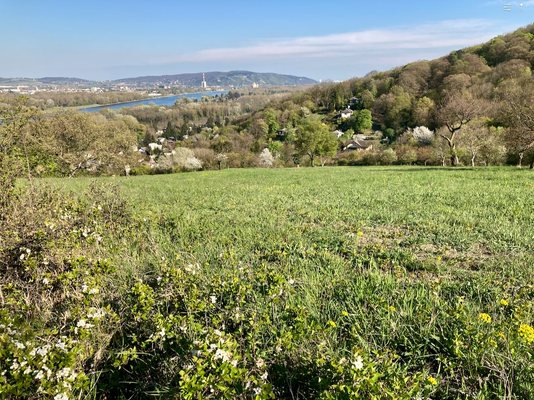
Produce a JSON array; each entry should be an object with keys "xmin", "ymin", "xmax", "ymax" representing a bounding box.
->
[
  {"xmin": 339, "ymin": 108, "xmax": 353, "ymax": 119},
  {"xmin": 349, "ymin": 97, "xmax": 362, "ymax": 105},
  {"xmin": 332, "ymin": 130, "xmax": 344, "ymax": 138},
  {"xmin": 343, "ymin": 139, "xmax": 373, "ymax": 151},
  {"xmin": 201, "ymin": 72, "xmax": 208, "ymax": 88},
  {"xmin": 251, "ymin": 82, "xmax": 259, "ymax": 88}
]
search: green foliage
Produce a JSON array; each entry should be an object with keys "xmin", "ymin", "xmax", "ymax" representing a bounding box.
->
[
  {"xmin": 354, "ymin": 109, "xmax": 373, "ymax": 132},
  {"xmin": 295, "ymin": 122, "xmax": 338, "ymax": 166}
]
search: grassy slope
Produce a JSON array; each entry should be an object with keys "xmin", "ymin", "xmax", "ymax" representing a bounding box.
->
[{"xmin": 52, "ymin": 166, "xmax": 534, "ymax": 396}]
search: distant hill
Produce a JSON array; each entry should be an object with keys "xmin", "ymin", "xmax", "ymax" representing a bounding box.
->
[{"xmin": 113, "ymin": 70, "xmax": 318, "ymax": 87}]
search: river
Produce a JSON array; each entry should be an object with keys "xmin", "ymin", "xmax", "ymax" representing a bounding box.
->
[{"xmin": 79, "ymin": 90, "xmax": 229, "ymax": 113}]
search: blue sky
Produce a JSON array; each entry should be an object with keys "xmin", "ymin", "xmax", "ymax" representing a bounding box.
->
[{"xmin": 0, "ymin": 0, "xmax": 532, "ymax": 81}]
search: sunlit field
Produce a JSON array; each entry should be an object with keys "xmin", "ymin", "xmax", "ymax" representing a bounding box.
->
[{"xmin": 40, "ymin": 166, "xmax": 534, "ymax": 398}]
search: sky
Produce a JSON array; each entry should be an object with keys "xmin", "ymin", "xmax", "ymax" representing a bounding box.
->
[{"xmin": 0, "ymin": 0, "xmax": 533, "ymax": 81}]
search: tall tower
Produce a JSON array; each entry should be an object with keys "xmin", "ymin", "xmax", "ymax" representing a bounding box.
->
[{"xmin": 201, "ymin": 72, "xmax": 207, "ymax": 88}]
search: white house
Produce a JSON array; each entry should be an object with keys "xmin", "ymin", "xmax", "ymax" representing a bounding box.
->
[
  {"xmin": 332, "ymin": 130, "xmax": 344, "ymax": 138},
  {"xmin": 339, "ymin": 108, "xmax": 353, "ymax": 119}
]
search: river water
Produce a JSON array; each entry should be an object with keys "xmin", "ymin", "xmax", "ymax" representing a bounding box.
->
[{"xmin": 80, "ymin": 90, "xmax": 229, "ymax": 113}]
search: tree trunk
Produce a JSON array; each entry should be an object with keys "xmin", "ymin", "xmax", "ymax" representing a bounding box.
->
[
  {"xmin": 517, "ymin": 152, "xmax": 524, "ymax": 168},
  {"xmin": 310, "ymin": 154, "xmax": 315, "ymax": 167},
  {"xmin": 471, "ymin": 155, "xmax": 475, "ymax": 167},
  {"xmin": 530, "ymin": 160, "xmax": 534, "ymax": 169}
]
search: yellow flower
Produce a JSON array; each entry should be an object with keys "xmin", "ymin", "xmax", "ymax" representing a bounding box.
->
[
  {"xmin": 342, "ymin": 311, "xmax": 348, "ymax": 316},
  {"xmin": 436, "ymin": 256, "xmax": 442, "ymax": 261},
  {"xmin": 500, "ymin": 299, "xmax": 508, "ymax": 306},
  {"xmin": 357, "ymin": 232, "xmax": 363, "ymax": 237},
  {"xmin": 518, "ymin": 324, "xmax": 534, "ymax": 344},
  {"xmin": 427, "ymin": 376, "xmax": 437, "ymax": 385},
  {"xmin": 388, "ymin": 306, "xmax": 396, "ymax": 312},
  {"xmin": 478, "ymin": 313, "xmax": 491, "ymax": 323},
  {"xmin": 328, "ymin": 320, "xmax": 336, "ymax": 328}
]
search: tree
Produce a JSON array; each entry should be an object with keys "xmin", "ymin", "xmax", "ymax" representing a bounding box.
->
[
  {"xmin": 0, "ymin": 95, "xmax": 38, "ymax": 207},
  {"xmin": 435, "ymin": 92, "xmax": 486, "ymax": 166},
  {"xmin": 499, "ymin": 77, "xmax": 534, "ymax": 168},
  {"xmin": 295, "ymin": 122, "xmax": 338, "ymax": 167},
  {"xmin": 259, "ymin": 148, "xmax": 274, "ymax": 167},
  {"xmin": 216, "ymin": 153, "xmax": 228, "ymax": 170},
  {"xmin": 31, "ymin": 110, "xmax": 136, "ymax": 177},
  {"xmin": 353, "ymin": 109, "xmax": 373, "ymax": 132},
  {"xmin": 412, "ymin": 126, "xmax": 435, "ymax": 145},
  {"xmin": 458, "ymin": 119, "xmax": 490, "ymax": 166},
  {"xmin": 380, "ymin": 148, "xmax": 398, "ymax": 165}
]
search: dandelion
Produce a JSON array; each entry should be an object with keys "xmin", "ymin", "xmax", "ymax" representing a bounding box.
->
[
  {"xmin": 427, "ymin": 376, "xmax": 437, "ymax": 385},
  {"xmin": 357, "ymin": 232, "xmax": 363, "ymax": 236},
  {"xmin": 436, "ymin": 256, "xmax": 442, "ymax": 261},
  {"xmin": 328, "ymin": 320, "xmax": 336, "ymax": 328},
  {"xmin": 478, "ymin": 313, "xmax": 491, "ymax": 324},
  {"xmin": 500, "ymin": 299, "xmax": 508, "ymax": 306},
  {"xmin": 342, "ymin": 311, "xmax": 348, "ymax": 316},
  {"xmin": 388, "ymin": 306, "xmax": 396, "ymax": 312},
  {"xmin": 353, "ymin": 356, "xmax": 363, "ymax": 370},
  {"xmin": 518, "ymin": 324, "xmax": 534, "ymax": 344}
]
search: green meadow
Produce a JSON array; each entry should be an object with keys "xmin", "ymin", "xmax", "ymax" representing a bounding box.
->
[
  {"xmin": 53, "ymin": 166, "xmax": 534, "ymax": 398},
  {"xmin": 7, "ymin": 166, "xmax": 533, "ymax": 399}
]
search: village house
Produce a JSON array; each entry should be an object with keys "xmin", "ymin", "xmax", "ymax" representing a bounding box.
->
[
  {"xmin": 349, "ymin": 97, "xmax": 362, "ymax": 105},
  {"xmin": 332, "ymin": 130, "xmax": 344, "ymax": 138},
  {"xmin": 343, "ymin": 139, "xmax": 373, "ymax": 151},
  {"xmin": 339, "ymin": 107, "xmax": 353, "ymax": 119}
]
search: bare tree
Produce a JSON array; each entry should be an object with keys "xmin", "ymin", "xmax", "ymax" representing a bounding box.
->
[
  {"xmin": 435, "ymin": 92, "xmax": 486, "ymax": 166},
  {"xmin": 500, "ymin": 78, "xmax": 534, "ymax": 168},
  {"xmin": 458, "ymin": 120, "xmax": 489, "ymax": 167}
]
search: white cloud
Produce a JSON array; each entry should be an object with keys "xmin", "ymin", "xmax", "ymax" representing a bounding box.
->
[{"xmin": 151, "ymin": 19, "xmax": 514, "ymax": 65}]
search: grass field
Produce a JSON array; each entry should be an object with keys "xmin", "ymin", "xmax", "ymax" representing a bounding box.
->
[{"xmin": 49, "ymin": 166, "xmax": 534, "ymax": 398}]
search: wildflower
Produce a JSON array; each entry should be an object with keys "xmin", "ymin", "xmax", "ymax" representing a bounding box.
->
[
  {"xmin": 88, "ymin": 288, "xmax": 99, "ymax": 295},
  {"xmin": 159, "ymin": 328, "xmax": 166, "ymax": 337},
  {"xmin": 328, "ymin": 320, "xmax": 336, "ymax": 328},
  {"xmin": 288, "ymin": 279, "xmax": 295, "ymax": 285},
  {"xmin": 500, "ymin": 299, "xmax": 508, "ymax": 306},
  {"xmin": 42, "ymin": 278, "xmax": 50, "ymax": 285},
  {"xmin": 261, "ymin": 371, "xmax": 268, "ymax": 381},
  {"xmin": 339, "ymin": 357, "xmax": 346, "ymax": 365},
  {"xmin": 518, "ymin": 324, "xmax": 534, "ymax": 344},
  {"xmin": 35, "ymin": 370, "xmax": 45, "ymax": 379},
  {"xmin": 253, "ymin": 387, "xmax": 262, "ymax": 395},
  {"xmin": 20, "ymin": 254, "xmax": 25, "ymax": 260},
  {"xmin": 478, "ymin": 313, "xmax": 491, "ymax": 324},
  {"xmin": 54, "ymin": 393, "xmax": 69, "ymax": 400},
  {"xmin": 357, "ymin": 232, "xmax": 363, "ymax": 236},
  {"xmin": 436, "ymin": 256, "xmax": 441, "ymax": 261},
  {"xmin": 353, "ymin": 356, "xmax": 363, "ymax": 370},
  {"xmin": 214, "ymin": 349, "xmax": 232, "ymax": 363},
  {"xmin": 156, "ymin": 276, "xmax": 162, "ymax": 283},
  {"xmin": 427, "ymin": 376, "xmax": 437, "ymax": 385},
  {"xmin": 214, "ymin": 329, "xmax": 222, "ymax": 336},
  {"xmin": 77, "ymin": 319, "xmax": 87, "ymax": 328},
  {"xmin": 388, "ymin": 306, "xmax": 396, "ymax": 312},
  {"xmin": 230, "ymin": 359, "xmax": 238, "ymax": 367},
  {"xmin": 210, "ymin": 295, "xmax": 217, "ymax": 304},
  {"xmin": 256, "ymin": 358, "xmax": 265, "ymax": 368},
  {"xmin": 342, "ymin": 311, "xmax": 348, "ymax": 316}
]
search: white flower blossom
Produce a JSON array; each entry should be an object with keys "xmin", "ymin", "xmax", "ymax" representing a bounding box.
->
[
  {"xmin": 261, "ymin": 371, "xmax": 268, "ymax": 381},
  {"xmin": 35, "ymin": 370, "xmax": 45, "ymax": 379},
  {"xmin": 210, "ymin": 296, "xmax": 217, "ymax": 304},
  {"xmin": 353, "ymin": 356, "xmax": 364, "ymax": 370},
  {"xmin": 77, "ymin": 319, "xmax": 87, "ymax": 328},
  {"xmin": 42, "ymin": 278, "xmax": 50, "ymax": 285},
  {"xmin": 54, "ymin": 393, "xmax": 69, "ymax": 400},
  {"xmin": 255, "ymin": 358, "xmax": 265, "ymax": 368},
  {"xmin": 253, "ymin": 387, "xmax": 262, "ymax": 395},
  {"xmin": 288, "ymin": 279, "xmax": 295, "ymax": 285},
  {"xmin": 214, "ymin": 349, "xmax": 232, "ymax": 363}
]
